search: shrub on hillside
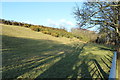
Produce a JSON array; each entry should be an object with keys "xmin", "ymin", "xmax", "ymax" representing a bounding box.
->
[
  {"xmin": 42, "ymin": 31, "xmax": 49, "ymax": 34},
  {"xmin": 24, "ymin": 24, "xmax": 31, "ymax": 28},
  {"xmin": 51, "ymin": 33, "xmax": 59, "ymax": 37},
  {"xmin": 30, "ymin": 26, "xmax": 40, "ymax": 32}
]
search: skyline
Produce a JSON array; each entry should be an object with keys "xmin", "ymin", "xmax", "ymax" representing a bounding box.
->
[{"xmin": 1, "ymin": 2, "xmax": 83, "ymax": 31}]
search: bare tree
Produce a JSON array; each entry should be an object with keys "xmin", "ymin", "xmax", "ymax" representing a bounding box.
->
[
  {"xmin": 74, "ymin": 1, "xmax": 120, "ymax": 43},
  {"xmin": 73, "ymin": 1, "xmax": 120, "ymax": 57}
]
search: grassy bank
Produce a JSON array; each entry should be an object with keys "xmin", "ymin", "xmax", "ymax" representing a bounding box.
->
[{"xmin": 1, "ymin": 24, "xmax": 114, "ymax": 79}]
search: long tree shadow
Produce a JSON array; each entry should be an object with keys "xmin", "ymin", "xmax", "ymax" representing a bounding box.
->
[
  {"xmin": 35, "ymin": 44, "xmax": 86, "ymax": 79},
  {"xmin": 73, "ymin": 53, "xmax": 102, "ymax": 79},
  {"xmin": 2, "ymin": 35, "xmax": 76, "ymax": 79},
  {"xmin": 98, "ymin": 47, "xmax": 115, "ymax": 51},
  {"xmin": 77, "ymin": 58, "xmax": 110, "ymax": 79},
  {"xmin": 72, "ymin": 52, "xmax": 112, "ymax": 79},
  {"xmin": 100, "ymin": 54, "xmax": 113, "ymax": 75},
  {"xmin": 35, "ymin": 43, "xmax": 113, "ymax": 80},
  {"xmin": 2, "ymin": 35, "xmax": 113, "ymax": 79},
  {"xmin": 76, "ymin": 60, "xmax": 93, "ymax": 80},
  {"xmin": 92, "ymin": 59, "xmax": 109, "ymax": 79}
]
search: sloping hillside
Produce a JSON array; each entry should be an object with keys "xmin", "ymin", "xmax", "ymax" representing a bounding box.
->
[
  {"xmin": 1, "ymin": 19, "xmax": 76, "ymax": 39},
  {"xmin": 1, "ymin": 24, "xmax": 80, "ymax": 44},
  {"xmin": 1, "ymin": 19, "xmax": 98, "ymax": 43},
  {"xmin": 1, "ymin": 24, "xmax": 115, "ymax": 79}
]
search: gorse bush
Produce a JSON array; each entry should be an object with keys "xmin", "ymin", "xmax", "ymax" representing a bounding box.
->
[
  {"xmin": 1, "ymin": 19, "xmax": 75, "ymax": 38},
  {"xmin": 51, "ymin": 33, "xmax": 59, "ymax": 37},
  {"xmin": 30, "ymin": 26, "xmax": 40, "ymax": 32}
]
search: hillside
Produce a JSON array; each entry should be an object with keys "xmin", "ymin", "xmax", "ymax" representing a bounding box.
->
[
  {"xmin": 1, "ymin": 19, "xmax": 98, "ymax": 42},
  {"xmin": 1, "ymin": 24, "xmax": 80, "ymax": 44},
  {"xmin": 1, "ymin": 19, "xmax": 76, "ymax": 40},
  {"xmin": 1, "ymin": 24, "xmax": 116, "ymax": 79}
]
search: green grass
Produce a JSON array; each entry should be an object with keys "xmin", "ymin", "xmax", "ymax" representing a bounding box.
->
[{"xmin": 1, "ymin": 24, "xmax": 114, "ymax": 79}]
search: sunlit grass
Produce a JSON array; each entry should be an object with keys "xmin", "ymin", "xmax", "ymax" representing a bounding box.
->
[
  {"xmin": 1, "ymin": 24, "xmax": 114, "ymax": 79},
  {"xmin": 1, "ymin": 24, "xmax": 80, "ymax": 44}
]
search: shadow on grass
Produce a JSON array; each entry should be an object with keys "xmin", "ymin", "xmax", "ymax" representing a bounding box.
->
[
  {"xmin": 35, "ymin": 44, "xmax": 85, "ymax": 79},
  {"xmin": 98, "ymin": 47, "xmax": 115, "ymax": 51},
  {"xmin": 35, "ymin": 45, "xmax": 111, "ymax": 79},
  {"xmin": 2, "ymin": 35, "xmax": 112, "ymax": 79},
  {"xmin": 35, "ymin": 56, "xmax": 110, "ymax": 80},
  {"xmin": 74, "ymin": 54, "xmax": 111, "ymax": 79},
  {"xmin": 2, "ymin": 35, "xmax": 75, "ymax": 79}
]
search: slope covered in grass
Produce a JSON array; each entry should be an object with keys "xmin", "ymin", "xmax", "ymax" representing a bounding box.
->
[
  {"xmin": 1, "ymin": 24, "xmax": 114, "ymax": 79},
  {"xmin": 2, "ymin": 24, "xmax": 81, "ymax": 44},
  {"xmin": 1, "ymin": 19, "xmax": 75, "ymax": 39}
]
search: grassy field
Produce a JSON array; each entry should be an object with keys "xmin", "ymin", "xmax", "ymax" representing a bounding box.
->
[
  {"xmin": 1, "ymin": 24, "xmax": 82, "ymax": 44},
  {"xmin": 1, "ymin": 24, "xmax": 115, "ymax": 79}
]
